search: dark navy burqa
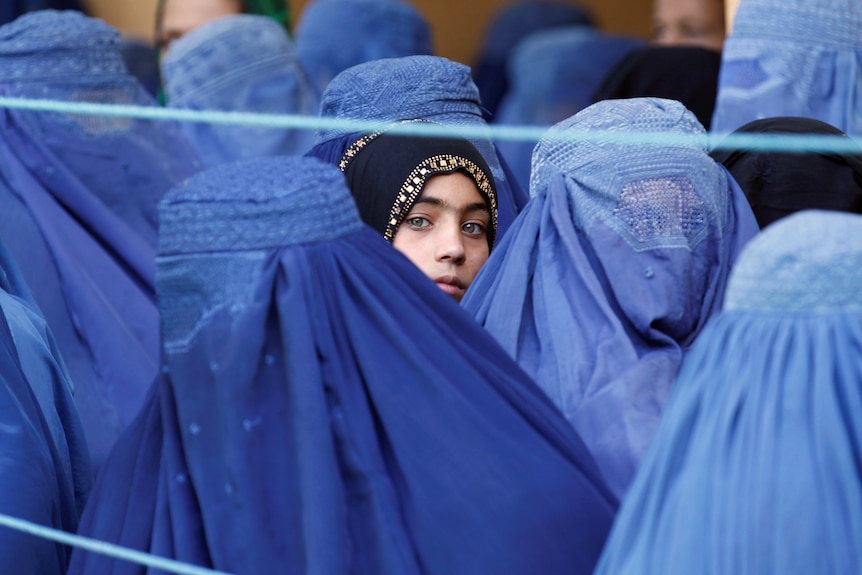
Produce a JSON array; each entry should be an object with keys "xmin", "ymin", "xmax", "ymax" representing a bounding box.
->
[
  {"xmin": 69, "ymin": 156, "xmax": 616, "ymax": 574},
  {"xmin": 0, "ymin": 241, "xmax": 92, "ymax": 574},
  {"xmin": 0, "ymin": 11, "xmax": 202, "ymax": 467},
  {"xmin": 595, "ymin": 210, "xmax": 862, "ymax": 574}
]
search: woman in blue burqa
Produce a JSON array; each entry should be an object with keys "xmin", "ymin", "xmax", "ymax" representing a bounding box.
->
[
  {"xmin": 494, "ymin": 26, "xmax": 643, "ymax": 190},
  {"xmin": 712, "ymin": 0, "xmax": 862, "ymax": 136},
  {"xmin": 0, "ymin": 11, "xmax": 202, "ymax": 468},
  {"xmin": 304, "ymin": 55, "xmax": 530, "ymax": 241},
  {"xmin": 294, "ymin": 0, "xmax": 433, "ymax": 97},
  {"xmin": 161, "ymin": 13, "xmax": 319, "ymax": 165},
  {"xmin": 0, "ymin": 240, "xmax": 92, "ymax": 574},
  {"xmin": 69, "ymin": 156, "xmax": 617, "ymax": 575},
  {"xmin": 595, "ymin": 210, "xmax": 862, "ymax": 574},
  {"xmin": 462, "ymin": 98, "xmax": 760, "ymax": 498}
]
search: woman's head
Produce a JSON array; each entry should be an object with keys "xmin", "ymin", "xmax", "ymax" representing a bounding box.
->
[{"xmin": 341, "ymin": 130, "xmax": 497, "ymax": 301}]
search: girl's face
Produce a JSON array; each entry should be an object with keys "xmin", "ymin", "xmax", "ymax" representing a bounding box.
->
[{"xmin": 392, "ymin": 172, "xmax": 491, "ymax": 302}]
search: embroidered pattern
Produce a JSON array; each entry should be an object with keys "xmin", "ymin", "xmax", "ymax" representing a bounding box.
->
[
  {"xmin": 338, "ymin": 120, "xmax": 498, "ymax": 247},
  {"xmin": 338, "ymin": 119, "xmax": 434, "ymax": 172},
  {"xmin": 384, "ymin": 154, "xmax": 497, "ymax": 246}
]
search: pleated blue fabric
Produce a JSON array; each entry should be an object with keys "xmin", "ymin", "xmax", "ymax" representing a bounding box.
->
[
  {"xmin": 69, "ymin": 155, "xmax": 616, "ymax": 575},
  {"xmin": 305, "ymin": 55, "xmax": 529, "ymax": 241},
  {"xmin": 712, "ymin": 0, "xmax": 862, "ymax": 136},
  {"xmin": 462, "ymin": 98, "xmax": 760, "ymax": 497},
  {"xmin": 0, "ymin": 10, "xmax": 202, "ymax": 467},
  {"xmin": 295, "ymin": 0, "xmax": 432, "ymax": 96},
  {"xmin": 595, "ymin": 210, "xmax": 862, "ymax": 574},
  {"xmin": 162, "ymin": 14, "xmax": 319, "ymax": 165},
  {"xmin": 0, "ymin": 241, "xmax": 92, "ymax": 574}
]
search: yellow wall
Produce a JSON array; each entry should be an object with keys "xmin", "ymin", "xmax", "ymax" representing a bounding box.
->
[
  {"xmin": 725, "ymin": 0, "xmax": 739, "ymax": 32},
  {"xmin": 83, "ymin": 0, "xmax": 655, "ymax": 66}
]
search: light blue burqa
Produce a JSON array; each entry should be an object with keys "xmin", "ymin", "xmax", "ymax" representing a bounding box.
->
[
  {"xmin": 295, "ymin": 0, "xmax": 432, "ymax": 96},
  {"xmin": 595, "ymin": 210, "xmax": 862, "ymax": 574},
  {"xmin": 494, "ymin": 26, "xmax": 643, "ymax": 190},
  {"xmin": 462, "ymin": 98, "xmax": 760, "ymax": 497},
  {"xmin": 162, "ymin": 14, "xmax": 319, "ymax": 165},
  {"xmin": 712, "ymin": 0, "xmax": 862, "ymax": 136}
]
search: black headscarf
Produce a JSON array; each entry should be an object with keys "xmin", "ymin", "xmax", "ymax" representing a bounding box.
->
[
  {"xmin": 710, "ymin": 117, "xmax": 862, "ymax": 228},
  {"xmin": 592, "ymin": 45, "xmax": 721, "ymax": 130},
  {"xmin": 341, "ymin": 132, "xmax": 498, "ymax": 249}
]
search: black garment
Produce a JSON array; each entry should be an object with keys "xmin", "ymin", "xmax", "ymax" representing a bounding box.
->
[
  {"xmin": 592, "ymin": 45, "xmax": 721, "ymax": 130},
  {"xmin": 341, "ymin": 131, "xmax": 498, "ymax": 249},
  {"xmin": 710, "ymin": 117, "xmax": 862, "ymax": 228}
]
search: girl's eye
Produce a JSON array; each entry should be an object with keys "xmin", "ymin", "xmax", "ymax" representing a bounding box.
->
[
  {"xmin": 406, "ymin": 216, "xmax": 430, "ymax": 228},
  {"xmin": 462, "ymin": 222, "xmax": 486, "ymax": 236}
]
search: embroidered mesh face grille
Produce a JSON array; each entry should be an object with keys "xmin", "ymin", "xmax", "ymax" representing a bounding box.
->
[
  {"xmin": 67, "ymin": 88, "xmax": 134, "ymax": 134},
  {"xmin": 612, "ymin": 176, "xmax": 709, "ymax": 250},
  {"xmin": 615, "ymin": 177, "xmax": 708, "ymax": 241}
]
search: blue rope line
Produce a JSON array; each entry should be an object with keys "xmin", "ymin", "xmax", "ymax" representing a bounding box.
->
[
  {"xmin": 0, "ymin": 513, "xmax": 235, "ymax": 575},
  {"xmin": 1, "ymin": 96, "xmax": 861, "ymax": 154}
]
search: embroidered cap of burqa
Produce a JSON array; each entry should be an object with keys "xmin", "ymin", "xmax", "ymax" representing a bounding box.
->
[
  {"xmin": 595, "ymin": 210, "xmax": 862, "ymax": 574},
  {"xmin": 0, "ymin": 10, "xmax": 201, "ymax": 466},
  {"xmin": 306, "ymin": 54, "xmax": 529, "ymax": 241},
  {"xmin": 69, "ymin": 156, "xmax": 616, "ymax": 575},
  {"xmin": 162, "ymin": 14, "xmax": 319, "ymax": 166},
  {"xmin": 712, "ymin": 0, "xmax": 862, "ymax": 136},
  {"xmin": 0, "ymin": 240, "xmax": 92, "ymax": 574},
  {"xmin": 462, "ymin": 98, "xmax": 760, "ymax": 497}
]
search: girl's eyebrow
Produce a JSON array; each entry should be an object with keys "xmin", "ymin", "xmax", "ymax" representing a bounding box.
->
[{"xmin": 414, "ymin": 196, "xmax": 490, "ymax": 214}]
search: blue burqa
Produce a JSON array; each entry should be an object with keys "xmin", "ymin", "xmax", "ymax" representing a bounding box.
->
[
  {"xmin": 0, "ymin": 10, "xmax": 202, "ymax": 467},
  {"xmin": 69, "ymin": 156, "xmax": 617, "ymax": 575},
  {"xmin": 494, "ymin": 26, "xmax": 643, "ymax": 191},
  {"xmin": 595, "ymin": 210, "xmax": 862, "ymax": 574},
  {"xmin": 712, "ymin": 0, "xmax": 862, "ymax": 136},
  {"xmin": 462, "ymin": 98, "xmax": 760, "ymax": 497},
  {"xmin": 305, "ymin": 54, "xmax": 529, "ymax": 242},
  {"xmin": 0, "ymin": 241, "xmax": 92, "ymax": 574},
  {"xmin": 162, "ymin": 14, "xmax": 319, "ymax": 166},
  {"xmin": 294, "ymin": 0, "xmax": 432, "ymax": 96},
  {"xmin": 473, "ymin": 0, "xmax": 595, "ymax": 118}
]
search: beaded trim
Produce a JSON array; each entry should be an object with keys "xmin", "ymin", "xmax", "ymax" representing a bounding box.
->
[
  {"xmin": 338, "ymin": 119, "xmax": 434, "ymax": 172},
  {"xmin": 384, "ymin": 154, "xmax": 497, "ymax": 246},
  {"xmin": 338, "ymin": 119, "xmax": 497, "ymax": 247}
]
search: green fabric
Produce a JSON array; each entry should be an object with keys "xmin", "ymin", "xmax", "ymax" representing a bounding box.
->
[{"xmin": 242, "ymin": 0, "xmax": 291, "ymax": 30}]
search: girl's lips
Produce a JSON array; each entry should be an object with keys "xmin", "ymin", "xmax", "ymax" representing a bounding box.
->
[
  {"xmin": 436, "ymin": 281, "xmax": 465, "ymax": 296},
  {"xmin": 435, "ymin": 275, "xmax": 466, "ymax": 297}
]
